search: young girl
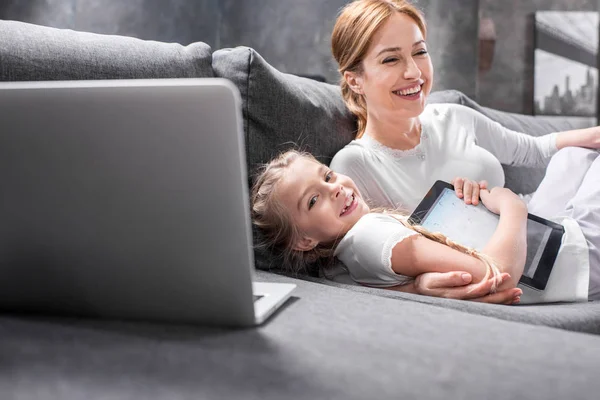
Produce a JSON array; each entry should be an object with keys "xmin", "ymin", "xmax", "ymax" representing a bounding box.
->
[{"xmin": 251, "ymin": 148, "xmax": 596, "ymax": 304}]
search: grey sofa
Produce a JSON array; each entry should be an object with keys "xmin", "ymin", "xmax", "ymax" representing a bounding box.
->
[{"xmin": 1, "ymin": 20, "xmax": 600, "ymax": 400}]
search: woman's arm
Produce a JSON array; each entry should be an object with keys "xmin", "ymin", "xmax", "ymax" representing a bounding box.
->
[
  {"xmin": 389, "ymin": 187, "xmax": 528, "ymax": 289},
  {"xmin": 461, "ymin": 105, "xmax": 557, "ymax": 167},
  {"xmin": 556, "ymin": 126, "xmax": 600, "ymax": 150}
]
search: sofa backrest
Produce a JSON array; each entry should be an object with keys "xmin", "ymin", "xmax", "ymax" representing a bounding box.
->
[
  {"xmin": 212, "ymin": 46, "xmax": 356, "ymax": 173},
  {"xmin": 1, "ymin": 20, "xmax": 595, "ymax": 273},
  {"xmin": 0, "ymin": 20, "xmax": 214, "ymax": 80}
]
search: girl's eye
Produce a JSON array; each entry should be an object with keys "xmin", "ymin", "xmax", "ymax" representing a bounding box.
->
[
  {"xmin": 415, "ymin": 50, "xmax": 428, "ymax": 56},
  {"xmin": 308, "ymin": 196, "xmax": 318, "ymax": 210},
  {"xmin": 325, "ymin": 171, "xmax": 333, "ymax": 182},
  {"xmin": 383, "ymin": 57, "xmax": 398, "ymax": 64}
]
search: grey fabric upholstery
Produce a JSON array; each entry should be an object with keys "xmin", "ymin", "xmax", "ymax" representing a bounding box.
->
[
  {"xmin": 2, "ymin": 270, "xmax": 600, "ymax": 400},
  {"xmin": 0, "ymin": 20, "xmax": 214, "ymax": 81},
  {"xmin": 212, "ymin": 46, "xmax": 356, "ymax": 170},
  {"xmin": 296, "ymin": 269, "xmax": 600, "ymax": 334}
]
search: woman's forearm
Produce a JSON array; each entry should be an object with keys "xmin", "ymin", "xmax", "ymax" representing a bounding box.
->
[
  {"xmin": 556, "ymin": 127, "xmax": 600, "ymax": 150},
  {"xmin": 482, "ymin": 203, "xmax": 528, "ymax": 288}
]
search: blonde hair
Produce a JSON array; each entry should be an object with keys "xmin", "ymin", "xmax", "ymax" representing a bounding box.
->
[
  {"xmin": 251, "ymin": 151, "xmax": 500, "ymax": 291},
  {"xmin": 331, "ymin": 0, "xmax": 427, "ymax": 138},
  {"xmin": 251, "ymin": 150, "xmax": 340, "ymax": 274}
]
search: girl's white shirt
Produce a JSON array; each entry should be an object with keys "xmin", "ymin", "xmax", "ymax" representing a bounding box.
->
[{"xmin": 332, "ymin": 213, "xmax": 590, "ymax": 304}]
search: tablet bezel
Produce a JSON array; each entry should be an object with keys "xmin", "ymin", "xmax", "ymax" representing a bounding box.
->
[{"xmin": 409, "ymin": 180, "xmax": 564, "ymax": 291}]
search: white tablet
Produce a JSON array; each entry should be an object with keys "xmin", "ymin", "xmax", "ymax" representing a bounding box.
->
[{"xmin": 409, "ymin": 181, "xmax": 564, "ymax": 291}]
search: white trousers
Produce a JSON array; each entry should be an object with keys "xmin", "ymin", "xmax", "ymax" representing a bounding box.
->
[{"xmin": 527, "ymin": 147, "xmax": 600, "ymax": 299}]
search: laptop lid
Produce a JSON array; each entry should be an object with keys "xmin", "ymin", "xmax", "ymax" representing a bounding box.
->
[{"xmin": 0, "ymin": 78, "xmax": 260, "ymax": 327}]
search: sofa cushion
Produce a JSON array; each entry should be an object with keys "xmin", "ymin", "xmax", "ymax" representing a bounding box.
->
[
  {"xmin": 0, "ymin": 20, "xmax": 214, "ymax": 81},
  {"xmin": 296, "ymin": 269, "xmax": 600, "ymax": 334},
  {"xmin": 212, "ymin": 46, "xmax": 356, "ymax": 171},
  {"xmin": 212, "ymin": 47, "xmax": 356, "ymax": 271},
  {"xmin": 3, "ymin": 270, "xmax": 600, "ymax": 400}
]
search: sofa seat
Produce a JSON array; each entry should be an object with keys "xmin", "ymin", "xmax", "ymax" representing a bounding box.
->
[{"xmin": 1, "ymin": 269, "xmax": 600, "ymax": 400}]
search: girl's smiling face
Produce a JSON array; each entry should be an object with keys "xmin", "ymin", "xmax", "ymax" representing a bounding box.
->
[{"xmin": 274, "ymin": 157, "xmax": 369, "ymax": 251}]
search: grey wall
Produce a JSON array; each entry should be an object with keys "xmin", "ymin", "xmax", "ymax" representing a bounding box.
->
[
  {"xmin": 0, "ymin": 0, "xmax": 480, "ymax": 98},
  {"xmin": 478, "ymin": 0, "xmax": 598, "ymax": 114},
  {"xmin": 218, "ymin": 0, "xmax": 480, "ymax": 98},
  {"xmin": 0, "ymin": 0, "xmax": 221, "ymax": 45}
]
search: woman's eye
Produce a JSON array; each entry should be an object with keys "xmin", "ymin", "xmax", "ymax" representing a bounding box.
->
[
  {"xmin": 415, "ymin": 50, "xmax": 428, "ymax": 56},
  {"xmin": 325, "ymin": 171, "xmax": 333, "ymax": 182},
  {"xmin": 308, "ymin": 196, "xmax": 318, "ymax": 210},
  {"xmin": 383, "ymin": 57, "xmax": 398, "ymax": 64}
]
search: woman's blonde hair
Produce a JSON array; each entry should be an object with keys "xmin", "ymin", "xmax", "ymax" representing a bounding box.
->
[
  {"xmin": 331, "ymin": 0, "xmax": 427, "ymax": 138},
  {"xmin": 251, "ymin": 150, "xmax": 500, "ymax": 290}
]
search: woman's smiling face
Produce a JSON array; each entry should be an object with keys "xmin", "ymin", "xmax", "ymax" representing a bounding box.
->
[{"xmin": 346, "ymin": 12, "xmax": 433, "ymax": 120}]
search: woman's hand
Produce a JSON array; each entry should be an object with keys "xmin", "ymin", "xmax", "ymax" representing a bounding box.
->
[
  {"xmin": 451, "ymin": 177, "xmax": 487, "ymax": 205},
  {"xmin": 479, "ymin": 187, "xmax": 526, "ymax": 215},
  {"xmin": 413, "ymin": 271, "xmax": 522, "ymax": 304}
]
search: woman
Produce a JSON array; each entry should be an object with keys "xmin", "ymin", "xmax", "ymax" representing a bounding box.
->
[{"xmin": 329, "ymin": 0, "xmax": 600, "ymax": 212}]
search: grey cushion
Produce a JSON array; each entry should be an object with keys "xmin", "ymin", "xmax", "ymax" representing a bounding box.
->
[
  {"xmin": 0, "ymin": 20, "xmax": 214, "ymax": 81},
  {"xmin": 212, "ymin": 47, "xmax": 355, "ymax": 271},
  {"xmin": 212, "ymin": 46, "xmax": 356, "ymax": 171},
  {"xmin": 296, "ymin": 269, "xmax": 600, "ymax": 334},
  {"xmin": 2, "ymin": 270, "xmax": 600, "ymax": 400}
]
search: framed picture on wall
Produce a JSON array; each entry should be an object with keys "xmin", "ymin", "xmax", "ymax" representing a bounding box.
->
[{"xmin": 533, "ymin": 11, "xmax": 598, "ymax": 117}]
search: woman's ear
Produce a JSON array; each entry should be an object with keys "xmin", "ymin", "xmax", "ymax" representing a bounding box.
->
[
  {"xmin": 293, "ymin": 236, "xmax": 319, "ymax": 252},
  {"xmin": 344, "ymin": 71, "xmax": 363, "ymax": 95}
]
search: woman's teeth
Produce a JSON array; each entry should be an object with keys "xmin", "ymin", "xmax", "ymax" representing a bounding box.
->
[{"xmin": 394, "ymin": 86, "xmax": 421, "ymax": 96}]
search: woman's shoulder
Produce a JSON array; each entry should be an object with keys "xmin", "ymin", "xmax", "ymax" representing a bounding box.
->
[
  {"xmin": 424, "ymin": 102, "xmax": 481, "ymax": 121},
  {"xmin": 330, "ymin": 139, "xmax": 371, "ymax": 170}
]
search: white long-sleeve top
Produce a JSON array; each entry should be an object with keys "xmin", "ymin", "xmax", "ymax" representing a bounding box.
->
[{"xmin": 330, "ymin": 103, "xmax": 559, "ymax": 211}]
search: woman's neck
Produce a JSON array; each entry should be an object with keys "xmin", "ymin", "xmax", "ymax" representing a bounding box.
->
[{"xmin": 363, "ymin": 114, "xmax": 422, "ymax": 150}]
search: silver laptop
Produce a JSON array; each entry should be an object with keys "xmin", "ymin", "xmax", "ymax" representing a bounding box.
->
[{"xmin": 0, "ymin": 78, "xmax": 295, "ymax": 327}]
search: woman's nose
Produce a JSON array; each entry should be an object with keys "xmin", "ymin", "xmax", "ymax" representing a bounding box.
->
[{"xmin": 404, "ymin": 58, "xmax": 421, "ymax": 80}]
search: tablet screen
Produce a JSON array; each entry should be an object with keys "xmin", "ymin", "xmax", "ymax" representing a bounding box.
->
[{"xmin": 419, "ymin": 188, "xmax": 553, "ymax": 280}]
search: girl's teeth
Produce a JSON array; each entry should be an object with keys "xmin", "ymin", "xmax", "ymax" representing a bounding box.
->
[{"xmin": 341, "ymin": 194, "xmax": 354, "ymax": 216}]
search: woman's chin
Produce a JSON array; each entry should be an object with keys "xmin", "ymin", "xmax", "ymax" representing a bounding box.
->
[{"xmin": 394, "ymin": 100, "xmax": 426, "ymax": 117}]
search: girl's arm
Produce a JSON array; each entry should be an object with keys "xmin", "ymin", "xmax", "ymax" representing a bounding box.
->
[
  {"xmin": 387, "ymin": 271, "xmax": 522, "ymax": 304},
  {"xmin": 390, "ymin": 187, "xmax": 528, "ymax": 289}
]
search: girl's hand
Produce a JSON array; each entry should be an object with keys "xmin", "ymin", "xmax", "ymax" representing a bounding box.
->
[
  {"xmin": 451, "ymin": 177, "xmax": 487, "ymax": 205},
  {"xmin": 479, "ymin": 187, "xmax": 525, "ymax": 215},
  {"xmin": 414, "ymin": 271, "xmax": 522, "ymax": 304}
]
